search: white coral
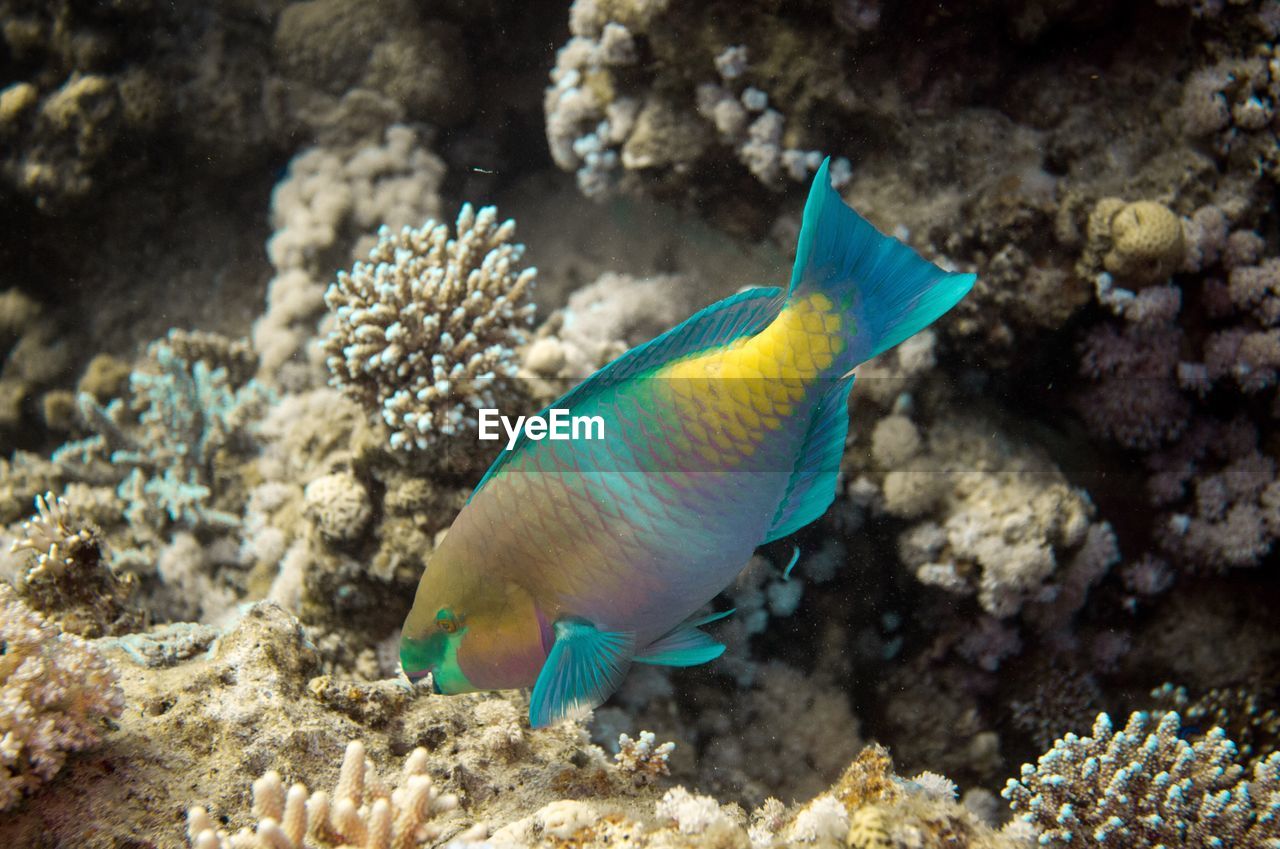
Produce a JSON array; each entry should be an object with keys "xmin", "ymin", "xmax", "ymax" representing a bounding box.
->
[
  {"xmin": 656, "ymin": 787, "xmax": 734, "ymax": 834},
  {"xmin": 322, "ymin": 204, "xmax": 536, "ymax": 452},
  {"xmin": 8, "ymin": 490, "xmax": 95, "ymax": 581},
  {"xmin": 0, "ymin": 584, "xmax": 124, "ymax": 811},
  {"xmin": 788, "ymin": 795, "xmax": 849, "ymax": 843},
  {"xmin": 254, "ymin": 126, "xmax": 445, "ymax": 384},
  {"xmin": 188, "ymin": 740, "xmax": 459, "ymax": 849},
  {"xmin": 614, "ymin": 730, "xmax": 674, "ymax": 780}
]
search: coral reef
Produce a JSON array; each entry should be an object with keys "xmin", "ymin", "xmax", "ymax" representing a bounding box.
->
[
  {"xmin": 270, "ymin": 0, "xmax": 471, "ymax": 141},
  {"xmin": 1, "ymin": 0, "xmax": 1279, "ymax": 846},
  {"xmin": 47, "ymin": 331, "xmax": 272, "ymax": 564},
  {"xmin": 323, "ymin": 203, "xmax": 536, "ymax": 455},
  {"xmin": 544, "ymin": 0, "xmax": 854, "ymax": 204},
  {"xmin": 187, "ymin": 741, "xmax": 462, "ymax": 849},
  {"xmin": 4, "ymin": 490, "xmax": 141, "ymax": 637}
]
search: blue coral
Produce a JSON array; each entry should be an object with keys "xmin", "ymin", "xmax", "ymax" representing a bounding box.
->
[{"xmin": 53, "ymin": 332, "xmax": 272, "ymax": 531}]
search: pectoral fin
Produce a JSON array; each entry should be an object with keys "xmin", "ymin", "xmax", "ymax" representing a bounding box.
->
[
  {"xmin": 529, "ymin": 618, "xmax": 635, "ymax": 728},
  {"xmin": 635, "ymin": 609, "xmax": 734, "ymax": 667}
]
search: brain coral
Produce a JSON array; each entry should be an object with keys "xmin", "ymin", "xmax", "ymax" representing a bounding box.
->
[{"xmin": 322, "ymin": 204, "xmax": 537, "ymax": 453}]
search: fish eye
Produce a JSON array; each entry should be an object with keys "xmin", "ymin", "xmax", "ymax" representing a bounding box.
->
[{"xmin": 436, "ymin": 608, "xmax": 460, "ymax": 633}]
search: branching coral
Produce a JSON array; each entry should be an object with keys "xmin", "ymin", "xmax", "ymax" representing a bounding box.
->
[
  {"xmin": 1146, "ymin": 417, "xmax": 1280, "ymax": 570},
  {"xmin": 1151, "ymin": 683, "xmax": 1280, "ymax": 768},
  {"xmin": 52, "ymin": 330, "xmax": 272, "ymax": 536},
  {"xmin": 1077, "ymin": 314, "xmax": 1190, "ymax": 451},
  {"xmin": 323, "ymin": 203, "xmax": 536, "ymax": 453},
  {"xmin": 187, "ymin": 740, "xmax": 460, "ymax": 849},
  {"xmin": 614, "ymin": 731, "xmax": 675, "ymax": 783},
  {"xmin": 1004, "ymin": 711, "xmax": 1280, "ymax": 847},
  {"xmin": 0, "ymin": 584, "xmax": 124, "ymax": 811},
  {"xmin": 889, "ymin": 417, "xmax": 1116, "ymax": 626}
]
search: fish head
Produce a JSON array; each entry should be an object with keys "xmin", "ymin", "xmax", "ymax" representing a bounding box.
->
[{"xmin": 401, "ymin": 549, "xmax": 548, "ymax": 695}]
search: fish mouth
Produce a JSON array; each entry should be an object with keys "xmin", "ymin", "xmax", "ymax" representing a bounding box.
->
[{"xmin": 405, "ymin": 665, "xmax": 440, "ymax": 693}]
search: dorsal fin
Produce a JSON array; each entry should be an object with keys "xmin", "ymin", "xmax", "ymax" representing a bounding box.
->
[
  {"xmin": 470, "ymin": 286, "xmax": 784, "ymax": 499},
  {"xmin": 762, "ymin": 374, "xmax": 855, "ymax": 543}
]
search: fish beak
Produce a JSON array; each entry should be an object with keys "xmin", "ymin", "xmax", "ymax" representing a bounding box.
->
[
  {"xmin": 405, "ymin": 664, "xmax": 437, "ymax": 688},
  {"xmin": 430, "ymin": 673, "xmax": 443, "ymax": 695}
]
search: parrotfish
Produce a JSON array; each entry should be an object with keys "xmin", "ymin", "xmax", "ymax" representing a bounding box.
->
[{"xmin": 401, "ymin": 159, "xmax": 974, "ymax": 727}]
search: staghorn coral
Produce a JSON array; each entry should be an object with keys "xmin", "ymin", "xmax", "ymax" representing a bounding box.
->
[
  {"xmin": 1004, "ymin": 711, "xmax": 1280, "ymax": 847},
  {"xmin": 1150, "ymin": 683, "xmax": 1280, "ymax": 768},
  {"xmin": 323, "ymin": 203, "xmax": 536, "ymax": 455},
  {"xmin": 0, "ymin": 584, "xmax": 124, "ymax": 812},
  {"xmin": 187, "ymin": 740, "xmax": 462, "ymax": 849},
  {"xmin": 52, "ymin": 330, "xmax": 272, "ymax": 538}
]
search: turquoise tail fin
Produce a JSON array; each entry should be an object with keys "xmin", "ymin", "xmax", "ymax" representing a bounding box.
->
[{"xmin": 789, "ymin": 157, "xmax": 975, "ymax": 365}]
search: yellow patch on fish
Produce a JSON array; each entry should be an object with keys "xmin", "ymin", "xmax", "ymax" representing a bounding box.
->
[{"xmin": 658, "ymin": 294, "xmax": 844, "ymax": 462}]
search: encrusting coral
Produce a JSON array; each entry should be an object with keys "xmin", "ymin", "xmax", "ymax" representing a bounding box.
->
[
  {"xmin": 0, "ymin": 584, "xmax": 124, "ymax": 812},
  {"xmin": 1004, "ymin": 711, "xmax": 1280, "ymax": 847},
  {"xmin": 323, "ymin": 203, "xmax": 537, "ymax": 455}
]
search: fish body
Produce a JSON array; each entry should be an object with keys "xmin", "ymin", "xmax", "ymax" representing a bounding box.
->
[{"xmin": 402, "ymin": 159, "xmax": 975, "ymax": 725}]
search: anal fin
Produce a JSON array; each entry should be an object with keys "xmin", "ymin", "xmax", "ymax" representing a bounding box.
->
[
  {"xmin": 635, "ymin": 610, "xmax": 733, "ymax": 667},
  {"xmin": 530, "ymin": 619, "xmax": 635, "ymax": 728}
]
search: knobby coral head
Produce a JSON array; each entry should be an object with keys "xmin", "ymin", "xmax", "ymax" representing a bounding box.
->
[{"xmin": 322, "ymin": 203, "xmax": 537, "ymax": 454}]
